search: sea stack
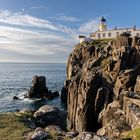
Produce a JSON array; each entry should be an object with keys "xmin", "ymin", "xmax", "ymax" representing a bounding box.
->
[{"xmin": 28, "ymin": 76, "xmax": 48, "ymax": 98}]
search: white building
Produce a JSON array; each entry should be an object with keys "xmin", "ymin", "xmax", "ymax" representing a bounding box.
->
[
  {"xmin": 90, "ymin": 17, "xmax": 140, "ymax": 40},
  {"xmin": 79, "ymin": 35, "xmax": 91, "ymax": 43}
]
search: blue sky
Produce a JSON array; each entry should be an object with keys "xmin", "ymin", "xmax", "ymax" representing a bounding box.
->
[{"xmin": 0, "ymin": 0, "xmax": 139, "ymax": 63}]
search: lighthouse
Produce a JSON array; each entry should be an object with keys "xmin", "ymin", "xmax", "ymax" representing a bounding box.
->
[
  {"xmin": 90, "ymin": 17, "xmax": 140, "ymax": 40},
  {"xmin": 99, "ymin": 16, "xmax": 107, "ymax": 31}
]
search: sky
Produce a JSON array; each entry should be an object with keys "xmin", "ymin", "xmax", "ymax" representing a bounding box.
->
[{"xmin": 0, "ymin": 0, "xmax": 139, "ymax": 63}]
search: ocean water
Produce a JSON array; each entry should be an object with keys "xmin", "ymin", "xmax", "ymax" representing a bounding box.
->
[{"xmin": 0, "ymin": 63, "xmax": 66, "ymax": 112}]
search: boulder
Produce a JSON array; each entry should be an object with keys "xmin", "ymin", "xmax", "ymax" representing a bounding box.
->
[
  {"xmin": 44, "ymin": 125, "xmax": 62, "ymax": 133},
  {"xmin": 97, "ymin": 101, "xmax": 131, "ymax": 139},
  {"xmin": 66, "ymin": 131, "xmax": 79, "ymax": 139},
  {"xmin": 30, "ymin": 127, "xmax": 48, "ymax": 140},
  {"xmin": 34, "ymin": 105, "xmax": 66, "ymax": 128},
  {"xmin": 13, "ymin": 96, "xmax": 19, "ymax": 100},
  {"xmin": 34, "ymin": 105, "xmax": 59, "ymax": 118},
  {"xmin": 73, "ymin": 132, "xmax": 106, "ymax": 140},
  {"xmin": 97, "ymin": 119, "xmax": 130, "ymax": 139},
  {"xmin": 123, "ymin": 94, "xmax": 140, "ymax": 130},
  {"xmin": 44, "ymin": 125, "xmax": 65, "ymax": 137}
]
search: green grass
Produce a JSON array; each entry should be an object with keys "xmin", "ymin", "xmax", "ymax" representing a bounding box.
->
[
  {"xmin": 0, "ymin": 112, "xmax": 31, "ymax": 140},
  {"xmin": 121, "ymin": 128, "xmax": 140, "ymax": 140},
  {"xmin": 0, "ymin": 112, "xmax": 69, "ymax": 140},
  {"xmin": 93, "ymin": 38, "xmax": 114, "ymax": 43}
]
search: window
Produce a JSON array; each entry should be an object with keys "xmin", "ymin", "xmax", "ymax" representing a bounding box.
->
[
  {"xmin": 108, "ymin": 33, "xmax": 111, "ymax": 37},
  {"xmin": 103, "ymin": 33, "xmax": 106, "ymax": 37},
  {"xmin": 98, "ymin": 33, "xmax": 100, "ymax": 39}
]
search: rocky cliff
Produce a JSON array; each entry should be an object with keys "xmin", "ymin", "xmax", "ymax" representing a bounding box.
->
[{"xmin": 64, "ymin": 34, "xmax": 140, "ymax": 139}]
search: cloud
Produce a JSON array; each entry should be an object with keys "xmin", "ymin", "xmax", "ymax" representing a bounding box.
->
[
  {"xmin": 0, "ymin": 26, "xmax": 73, "ymax": 54},
  {"xmin": 30, "ymin": 5, "xmax": 48, "ymax": 10},
  {"xmin": 0, "ymin": 9, "xmax": 78, "ymax": 36},
  {"xmin": 0, "ymin": 10, "xmax": 59, "ymax": 31},
  {"xmin": 0, "ymin": 9, "xmax": 102, "ymax": 63},
  {"xmin": 78, "ymin": 18, "xmax": 99, "ymax": 34},
  {"xmin": 52, "ymin": 15, "xmax": 81, "ymax": 22},
  {"xmin": 0, "ymin": 9, "xmax": 77, "ymax": 62}
]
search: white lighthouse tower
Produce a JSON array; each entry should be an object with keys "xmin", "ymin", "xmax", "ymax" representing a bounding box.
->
[{"xmin": 99, "ymin": 16, "xmax": 107, "ymax": 31}]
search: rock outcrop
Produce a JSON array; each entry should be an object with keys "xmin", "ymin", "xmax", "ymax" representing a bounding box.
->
[
  {"xmin": 28, "ymin": 76, "xmax": 49, "ymax": 98},
  {"xmin": 25, "ymin": 105, "xmax": 67, "ymax": 140},
  {"xmin": 27, "ymin": 76, "xmax": 59, "ymax": 99},
  {"xmin": 63, "ymin": 34, "xmax": 140, "ymax": 139},
  {"xmin": 34, "ymin": 105, "xmax": 66, "ymax": 129},
  {"xmin": 29, "ymin": 127, "xmax": 48, "ymax": 140},
  {"xmin": 73, "ymin": 132, "xmax": 106, "ymax": 140}
]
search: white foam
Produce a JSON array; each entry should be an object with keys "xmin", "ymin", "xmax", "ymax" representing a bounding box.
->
[
  {"xmin": 18, "ymin": 91, "xmax": 42, "ymax": 102},
  {"xmin": 18, "ymin": 91, "xmax": 27, "ymax": 99}
]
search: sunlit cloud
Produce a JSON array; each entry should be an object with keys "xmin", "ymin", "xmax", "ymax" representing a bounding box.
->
[
  {"xmin": 30, "ymin": 5, "xmax": 48, "ymax": 10},
  {"xmin": 78, "ymin": 18, "xmax": 99, "ymax": 34},
  {"xmin": 0, "ymin": 26, "xmax": 73, "ymax": 55},
  {"xmin": 0, "ymin": 10, "xmax": 59, "ymax": 31},
  {"xmin": 52, "ymin": 15, "xmax": 81, "ymax": 22},
  {"xmin": 0, "ymin": 9, "xmax": 76, "ymax": 60},
  {"xmin": 0, "ymin": 9, "xmax": 100, "ymax": 62}
]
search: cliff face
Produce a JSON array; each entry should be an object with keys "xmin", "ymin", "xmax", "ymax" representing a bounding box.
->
[{"xmin": 65, "ymin": 35, "xmax": 140, "ymax": 138}]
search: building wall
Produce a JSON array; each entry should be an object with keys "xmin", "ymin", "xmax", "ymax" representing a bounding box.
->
[
  {"xmin": 90, "ymin": 28, "xmax": 140, "ymax": 39},
  {"xmin": 79, "ymin": 38, "xmax": 91, "ymax": 43}
]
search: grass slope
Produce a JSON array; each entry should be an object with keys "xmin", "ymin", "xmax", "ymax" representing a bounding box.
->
[
  {"xmin": 121, "ymin": 128, "xmax": 140, "ymax": 140},
  {"xmin": 0, "ymin": 112, "xmax": 31, "ymax": 140}
]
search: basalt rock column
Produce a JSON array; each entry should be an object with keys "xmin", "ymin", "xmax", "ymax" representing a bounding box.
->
[{"xmin": 28, "ymin": 76, "xmax": 48, "ymax": 98}]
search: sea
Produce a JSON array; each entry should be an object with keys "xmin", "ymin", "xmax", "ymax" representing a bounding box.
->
[{"xmin": 0, "ymin": 63, "xmax": 66, "ymax": 113}]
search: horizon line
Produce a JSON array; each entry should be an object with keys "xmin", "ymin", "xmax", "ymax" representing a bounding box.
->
[{"xmin": 0, "ymin": 61, "xmax": 66, "ymax": 64}]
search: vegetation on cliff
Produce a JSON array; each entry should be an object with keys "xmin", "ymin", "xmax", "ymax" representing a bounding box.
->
[
  {"xmin": 121, "ymin": 128, "xmax": 140, "ymax": 140},
  {"xmin": 0, "ymin": 112, "xmax": 31, "ymax": 140}
]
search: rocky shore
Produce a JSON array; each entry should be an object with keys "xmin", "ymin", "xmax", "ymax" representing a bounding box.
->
[
  {"xmin": 0, "ymin": 105, "xmax": 104, "ymax": 140},
  {"xmin": 1, "ymin": 34, "xmax": 140, "ymax": 140}
]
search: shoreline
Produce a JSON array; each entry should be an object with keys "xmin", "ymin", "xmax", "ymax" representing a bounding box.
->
[{"xmin": 0, "ymin": 63, "xmax": 65, "ymax": 113}]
